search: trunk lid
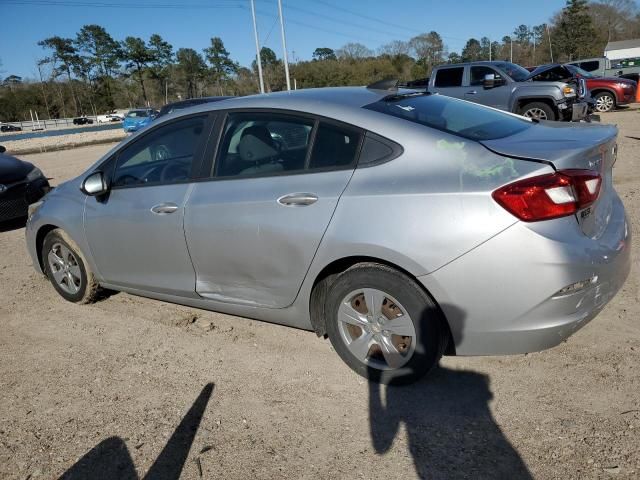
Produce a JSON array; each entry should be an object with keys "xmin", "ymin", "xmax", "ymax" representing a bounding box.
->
[{"xmin": 481, "ymin": 121, "xmax": 618, "ymax": 238}]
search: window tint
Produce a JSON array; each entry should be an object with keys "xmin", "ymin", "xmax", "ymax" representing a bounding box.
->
[
  {"xmin": 309, "ymin": 122, "xmax": 361, "ymax": 169},
  {"xmin": 113, "ymin": 115, "xmax": 206, "ymax": 187},
  {"xmin": 358, "ymin": 133, "xmax": 402, "ymax": 166},
  {"xmin": 578, "ymin": 61, "xmax": 600, "ymax": 72},
  {"xmin": 470, "ymin": 66, "xmax": 501, "ymax": 86},
  {"xmin": 364, "ymin": 93, "xmax": 531, "ymax": 141},
  {"xmin": 216, "ymin": 112, "xmax": 314, "ymax": 178},
  {"xmin": 434, "ymin": 67, "xmax": 464, "ymax": 87}
]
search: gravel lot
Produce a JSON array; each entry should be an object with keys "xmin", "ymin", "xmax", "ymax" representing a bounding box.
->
[{"xmin": 1, "ymin": 111, "xmax": 639, "ymax": 480}]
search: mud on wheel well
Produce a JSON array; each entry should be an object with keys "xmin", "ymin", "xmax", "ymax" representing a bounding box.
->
[
  {"xmin": 35, "ymin": 224, "xmax": 59, "ymax": 272},
  {"xmin": 309, "ymin": 256, "xmax": 456, "ymax": 355}
]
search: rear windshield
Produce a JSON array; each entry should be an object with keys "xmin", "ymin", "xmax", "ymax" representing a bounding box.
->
[
  {"xmin": 364, "ymin": 93, "xmax": 532, "ymax": 141},
  {"xmin": 127, "ymin": 110, "xmax": 148, "ymax": 118}
]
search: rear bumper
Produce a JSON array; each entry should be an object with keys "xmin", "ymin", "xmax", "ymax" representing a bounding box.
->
[{"xmin": 419, "ymin": 193, "xmax": 631, "ymax": 355}]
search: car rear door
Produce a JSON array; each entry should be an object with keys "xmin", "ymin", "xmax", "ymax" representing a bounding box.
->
[
  {"xmin": 84, "ymin": 113, "xmax": 214, "ymax": 295},
  {"xmin": 431, "ymin": 66, "xmax": 467, "ymax": 100},
  {"xmin": 184, "ymin": 111, "xmax": 363, "ymax": 308}
]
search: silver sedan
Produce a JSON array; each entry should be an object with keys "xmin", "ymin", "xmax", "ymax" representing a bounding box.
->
[{"xmin": 25, "ymin": 85, "xmax": 631, "ymax": 384}]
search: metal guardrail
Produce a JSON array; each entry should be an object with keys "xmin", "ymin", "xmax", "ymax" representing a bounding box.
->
[{"xmin": 1, "ymin": 116, "xmax": 101, "ymax": 131}]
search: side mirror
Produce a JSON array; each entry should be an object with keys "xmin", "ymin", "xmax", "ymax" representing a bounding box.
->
[
  {"xmin": 0, "ymin": 145, "xmax": 5, "ymax": 153},
  {"xmin": 483, "ymin": 73, "xmax": 503, "ymax": 89},
  {"xmin": 81, "ymin": 171, "xmax": 108, "ymax": 196}
]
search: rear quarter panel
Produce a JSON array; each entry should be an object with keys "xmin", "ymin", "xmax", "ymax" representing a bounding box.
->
[{"xmin": 310, "ymin": 120, "xmax": 552, "ymax": 278}]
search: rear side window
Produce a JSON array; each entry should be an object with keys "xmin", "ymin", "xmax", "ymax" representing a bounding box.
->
[
  {"xmin": 364, "ymin": 93, "xmax": 532, "ymax": 141},
  {"xmin": 434, "ymin": 67, "xmax": 464, "ymax": 87},
  {"xmin": 578, "ymin": 60, "xmax": 600, "ymax": 72},
  {"xmin": 309, "ymin": 123, "xmax": 361, "ymax": 169}
]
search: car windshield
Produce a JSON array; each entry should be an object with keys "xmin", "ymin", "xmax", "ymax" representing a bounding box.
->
[
  {"xmin": 127, "ymin": 110, "xmax": 148, "ymax": 118},
  {"xmin": 493, "ymin": 62, "xmax": 531, "ymax": 81},
  {"xmin": 565, "ymin": 64, "xmax": 596, "ymax": 78},
  {"xmin": 364, "ymin": 93, "xmax": 532, "ymax": 141}
]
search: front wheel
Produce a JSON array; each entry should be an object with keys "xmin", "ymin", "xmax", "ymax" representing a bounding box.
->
[
  {"xmin": 594, "ymin": 92, "xmax": 616, "ymax": 112},
  {"xmin": 519, "ymin": 102, "xmax": 557, "ymax": 121},
  {"xmin": 42, "ymin": 229, "xmax": 101, "ymax": 304},
  {"xmin": 325, "ymin": 263, "xmax": 448, "ymax": 385}
]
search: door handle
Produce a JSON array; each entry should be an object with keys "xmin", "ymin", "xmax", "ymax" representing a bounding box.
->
[
  {"xmin": 277, "ymin": 193, "xmax": 318, "ymax": 207},
  {"xmin": 151, "ymin": 202, "xmax": 179, "ymax": 215},
  {"xmin": 467, "ymin": 90, "xmax": 478, "ymax": 95}
]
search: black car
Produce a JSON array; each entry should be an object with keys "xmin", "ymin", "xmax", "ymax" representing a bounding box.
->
[
  {"xmin": 0, "ymin": 145, "xmax": 50, "ymax": 223},
  {"xmin": 157, "ymin": 96, "xmax": 233, "ymax": 118},
  {"xmin": 1, "ymin": 124, "xmax": 22, "ymax": 132},
  {"xmin": 72, "ymin": 116, "xmax": 94, "ymax": 125}
]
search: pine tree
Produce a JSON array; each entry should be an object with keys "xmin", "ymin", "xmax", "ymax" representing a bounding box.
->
[{"xmin": 554, "ymin": 0, "xmax": 599, "ymax": 60}]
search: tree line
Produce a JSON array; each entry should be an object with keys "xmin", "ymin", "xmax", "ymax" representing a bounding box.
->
[{"xmin": 1, "ymin": 0, "xmax": 639, "ymax": 122}]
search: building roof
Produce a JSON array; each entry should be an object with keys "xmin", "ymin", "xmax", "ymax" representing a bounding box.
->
[{"xmin": 605, "ymin": 39, "xmax": 640, "ymax": 52}]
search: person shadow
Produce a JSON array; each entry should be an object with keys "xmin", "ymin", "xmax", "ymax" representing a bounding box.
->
[
  {"xmin": 368, "ymin": 305, "xmax": 533, "ymax": 480},
  {"xmin": 59, "ymin": 383, "xmax": 214, "ymax": 480}
]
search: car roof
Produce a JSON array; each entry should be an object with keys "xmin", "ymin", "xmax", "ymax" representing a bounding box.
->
[{"xmin": 156, "ymin": 86, "xmax": 391, "ymax": 123}]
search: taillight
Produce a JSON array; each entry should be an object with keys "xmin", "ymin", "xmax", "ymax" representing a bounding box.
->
[{"xmin": 492, "ymin": 169, "xmax": 601, "ymax": 222}]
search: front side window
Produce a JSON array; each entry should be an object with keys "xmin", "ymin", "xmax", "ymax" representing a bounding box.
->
[
  {"xmin": 470, "ymin": 66, "xmax": 502, "ymax": 86},
  {"xmin": 112, "ymin": 115, "xmax": 207, "ymax": 187},
  {"xmin": 434, "ymin": 67, "xmax": 464, "ymax": 87}
]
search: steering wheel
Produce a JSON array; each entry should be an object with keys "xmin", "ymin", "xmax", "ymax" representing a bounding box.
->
[
  {"xmin": 152, "ymin": 144, "xmax": 171, "ymax": 161},
  {"xmin": 160, "ymin": 160, "xmax": 190, "ymax": 182}
]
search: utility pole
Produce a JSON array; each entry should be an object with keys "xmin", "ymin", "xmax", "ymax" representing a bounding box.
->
[
  {"xmin": 250, "ymin": 0, "xmax": 265, "ymax": 94},
  {"xmin": 489, "ymin": 38, "xmax": 492, "ymax": 61},
  {"xmin": 510, "ymin": 38, "xmax": 513, "ymax": 63},
  {"xmin": 546, "ymin": 23, "xmax": 554, "ymax": 63},
  {"xmin": 277, "ymin": 0, "xmax": 291, "ymax": 91}
]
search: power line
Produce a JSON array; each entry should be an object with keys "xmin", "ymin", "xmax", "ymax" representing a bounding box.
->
[{"xmin": 3, "ymin": 0, "xmax": 244, "ymax": 8}]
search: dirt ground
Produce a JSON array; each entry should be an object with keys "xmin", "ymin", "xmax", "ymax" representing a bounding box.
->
[{"xmin": 1, "ymin": 110, "xmax": 639, "ymax": 480}]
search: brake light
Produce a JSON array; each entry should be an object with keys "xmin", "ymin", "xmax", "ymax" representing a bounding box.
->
[{"xmin": 492, "ymin": 169, "xmax": 601, "ymax": 222}]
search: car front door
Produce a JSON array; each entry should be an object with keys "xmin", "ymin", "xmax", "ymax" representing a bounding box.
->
[
  {"xmin": 184, "ymin": 111, "xmax": 363, "ymax": 308},
  {"xmin": 84, "ymin": 114, "xmax": 212, "ymax": 296},
  {"xmin": 465, "ymin": 65, "xmax": 510, "ymax": 110}
]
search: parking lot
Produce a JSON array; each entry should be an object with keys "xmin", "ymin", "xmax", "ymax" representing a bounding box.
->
[{"xmin": 0, "ymin": 110, "xmax": 639, "ymax": 479}]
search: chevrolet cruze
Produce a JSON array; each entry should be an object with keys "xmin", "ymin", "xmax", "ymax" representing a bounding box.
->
[{"xmin": 25, "ymin": 85, "xmax": 630, "ymax": 384}]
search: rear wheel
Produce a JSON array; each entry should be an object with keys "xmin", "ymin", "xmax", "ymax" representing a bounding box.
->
[
  {"xmin": 594, "ymin": 92, "xmax": 616, "ymax": 112},
  {"xmin": 519, "ymin": 102, "xmax": 556, "ymax": 121},
  {"xmin": 325, "ymin": 263, "xmax": 447, "ymax": 385},
  {"xmin": 42, "ymin": 229, "xmax": 101, "ymax": 304}
]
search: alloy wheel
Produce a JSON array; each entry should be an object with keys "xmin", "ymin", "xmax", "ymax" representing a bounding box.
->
[
  {"xmin": 48, "ymin": 243, "xmax": 82, "ymax": 295},
  {"xmin": 337, "ymin": 288, "xmax": 417, "ymax": 370},
  {"xmin": 595, "ymin": 94, "xmax": 615, "ymax": 112},
  {"xmin": 523, "ymin": 108, "xmax": 548, "ymax": 120}
]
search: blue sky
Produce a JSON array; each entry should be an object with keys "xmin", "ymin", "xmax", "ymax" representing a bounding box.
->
[{"xmin": 0, "ymin": 0, "xmax": 567, "ymax": 79}]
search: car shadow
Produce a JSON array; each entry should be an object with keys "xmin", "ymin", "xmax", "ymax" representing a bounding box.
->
[
  {"xmin": 368, "ymin": 305, "xmax": 532, "ymax": 479},
  {"xmin": 0, "ymin": 216, "xmax": 27, "ymax": 233},
  {"xmin": 59, "ymin": 382, "xmax": 214, "ymax": 480}
]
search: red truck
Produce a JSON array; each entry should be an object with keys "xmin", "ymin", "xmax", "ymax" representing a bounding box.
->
[{"xmin": 527, "ymin": 63, "xmax": 637, "ymax": 112}]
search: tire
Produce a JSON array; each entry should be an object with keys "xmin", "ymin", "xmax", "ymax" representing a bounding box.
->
[
  {"xmin": 519, "ymin": 101, "xmax": 556, "ymax": 121},
  {"xmin": 325, "ymin": 263, "xmax": 448, "ymax": 385},
  {"xmin": 42, "ymin": 229, "xmax": 101, "ymax": 304},
  {"xmin": 594, "ymin": 92, "xmax": 616, "ymax": 113}
]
